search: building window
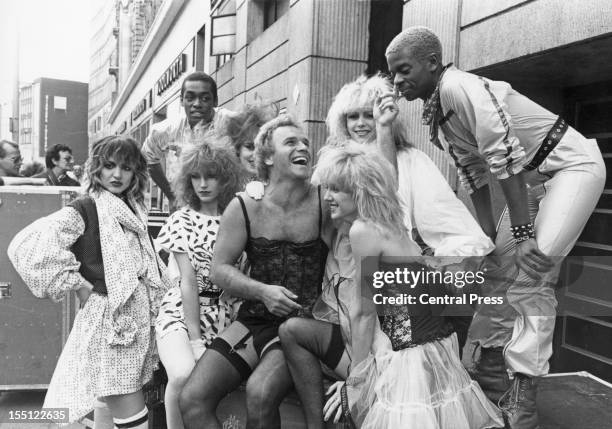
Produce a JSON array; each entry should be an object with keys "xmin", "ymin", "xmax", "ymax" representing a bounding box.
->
[
  {"xmin": 264, "ymin": 0, "xmax": 289, "ymax": 30},
  {"xmin": 216, "ymin": 53, "xmax": 233, "ymax": 70},
  {"xmin": 54, "ymin": 96, "xmax": 67, "ymax": 110}
]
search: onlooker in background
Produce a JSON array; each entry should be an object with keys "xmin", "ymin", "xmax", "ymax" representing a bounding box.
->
[
  {"xmin": 0, "ymin": 140, "xmax": 23, "ymax": 178},
  {"xmin": 20, "ymin": 160, "xmax": 45, "ymax": 177},
  {"xmin": 215, "ymin": 103, "xmax": 278, "ymax": 179},
  {"xmin": 34, "ymin": 143, "xmax": 80, "ymax": 186},
  {"xmin": 142, "ymin": 72, "xmax": 226, "ymax": 212},
  {"xmin": 72, "ymin": 164, "xmax": 84, "ymax": 182}
]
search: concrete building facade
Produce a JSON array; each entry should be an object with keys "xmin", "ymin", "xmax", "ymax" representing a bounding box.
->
[
  {"xmin": 107, "ymin": 0, "xmax": 211, "ymax": 142},
  {"xmin": 19, "ymin": 78, "xmax": 89, "ymax": 165},
  {"xmin": 89, "ymin": 0, "xmax": 163, "ymax": 148}
]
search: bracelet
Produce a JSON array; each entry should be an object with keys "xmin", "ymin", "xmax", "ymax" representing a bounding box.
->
[{"xmin": 511, "ymin": 222, "xmax": 535, "ymax": 243}]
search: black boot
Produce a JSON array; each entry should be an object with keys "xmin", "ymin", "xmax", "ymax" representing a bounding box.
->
[
  {"xmin": 468, "ymin": 346, "xmax": 511, "ymax": 403},
  {"xmin": 498, "ymin": 373, "xmax": 539, "ymax": 429}
]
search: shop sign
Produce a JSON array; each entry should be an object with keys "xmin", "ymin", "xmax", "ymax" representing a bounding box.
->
[{"xmin": 156, "ymin": 54, "xmax": 187, "ymax": 96}]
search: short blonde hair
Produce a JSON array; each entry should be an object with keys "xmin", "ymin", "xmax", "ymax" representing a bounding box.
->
[
  {"xmin": 326, "ymin": 75, "xmax": 412, "ymax": 150},
  {"xmin": 254, "ymin": 114, "xmax": 302, "ymax": 181},
  {"xmin": 314, "ymin": 142, "xmax": 406, "ymax": 236}
]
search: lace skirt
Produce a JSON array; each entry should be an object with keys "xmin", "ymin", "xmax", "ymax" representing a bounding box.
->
[{"xmin": 351, "ymin": 334, "xmax": 503, "ymax": 429}]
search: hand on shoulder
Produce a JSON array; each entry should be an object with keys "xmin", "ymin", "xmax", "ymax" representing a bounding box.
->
[{"xmin": 244, "ymin": 180, "xmax": 265, "ymax": 200}]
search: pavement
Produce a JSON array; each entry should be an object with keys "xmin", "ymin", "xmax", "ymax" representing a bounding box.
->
[{"xmin": 1, "ymin": 372, "xmax": 611, "ymax": 428}]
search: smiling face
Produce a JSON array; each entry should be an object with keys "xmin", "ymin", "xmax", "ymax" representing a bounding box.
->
[
  {"xmin": 181, "ymin": 80, "xmax": 216, "ymax": 128},
  {"xmin": 346, "ymin": 108, "xmax": 376, "ymax": 144},
  {"xmin": 99, "ymin": 157, "xmax": 134, "ymax": 195},
  {"xmin": 324, "ymin": 183, "xmax": 357, "ymax": 222},
  {"xmin": 267, "ymin": 126, "xmax": 312, "ymax": 179},
  {"xmin": 238, "ymin": 141, "xmax": 256, "ymax": 175},
  {"xmin": 387, "ymin": 46, "xmax": 438, "ymax": 101}
]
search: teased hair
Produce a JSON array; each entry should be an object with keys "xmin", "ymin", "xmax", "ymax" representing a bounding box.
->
[
  {"xmin": 215, "ymin": 103, "xmax": 279, "ymax": 157},
  {"xmin": 326, "ymin": 75, "xmax": 412, "ymax": 150},
  {"xmin": 45, "ymin": 143, "xmax": 73, "ymax": 169},
  {"xmin": 174, "ymin": 142, "xmax": 244, "ymax": 212},
  {"xmin": 385, "ymin": 25, "xmax": 442, "ymax": 62},
  {"xmin": 180, "ymin": 71, "xmax": 218, "ymax": 105},
  {"xmin": 0, "ymin": 140, "xmax": 19, "ymax": 158},
  {"xmin": 254, "ymin": 114, "xmax": 303, "ymax": 181},
  {"xmin": 314, "ymin": 142, "xmax": 406, "ymax": 236},
  {"xmin": 86, "ymin": 136, "xmax": 148, "ymax": 202}
]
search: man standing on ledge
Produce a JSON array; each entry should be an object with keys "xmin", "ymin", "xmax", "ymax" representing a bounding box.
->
[
  {"xmin": 386, "ymin": 26, "xmax": 605, "ymax": 428},
  {"xmin": 142, "ymin": 72, "xmax": 222, "ymax": 212}
]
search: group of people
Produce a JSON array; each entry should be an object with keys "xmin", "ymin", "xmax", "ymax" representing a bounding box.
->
[
  {"xmin": 8, "ymin": 25, "xmax": 605, "ymax": 429},
  {"xmin": 0, "ymin": 139, "xmax": 82, "ymax": 185}
]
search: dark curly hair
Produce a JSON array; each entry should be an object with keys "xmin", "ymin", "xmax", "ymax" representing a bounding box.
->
[
  {"xmin": 86, "ymin": 136, "xmax": 148, "ymax": 202},
  {"xmin": 174, "ymin": 143, "xmax": 244, "ymax": 212}
]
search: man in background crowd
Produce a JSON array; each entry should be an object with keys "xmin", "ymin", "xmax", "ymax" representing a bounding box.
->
[
  {"xmin": 0, "ymin": 140, "xmax": 23, "ymax": 184},
  {"xmin": 34, "ymin": 144, "xmax": 80, "ymax": 186}
]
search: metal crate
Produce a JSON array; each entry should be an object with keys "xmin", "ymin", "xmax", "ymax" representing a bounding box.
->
[{"xmin": 0, "ymin": 186, "xmax": 79, "ymax": 391}]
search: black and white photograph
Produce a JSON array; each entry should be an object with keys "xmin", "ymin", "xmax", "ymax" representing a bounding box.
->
[{"xmin": 1, "ymin": 1, "xmax": 611, "ymax": 428}]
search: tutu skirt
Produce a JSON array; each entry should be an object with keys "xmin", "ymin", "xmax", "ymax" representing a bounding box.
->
[{"xmin": 350, "ymin": 334, "xmax": 503, "ymax": 429}]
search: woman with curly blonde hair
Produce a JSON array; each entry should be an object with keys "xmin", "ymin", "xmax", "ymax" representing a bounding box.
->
[
  {"xmin": 9, "ymin": 136, "xmax": 172, "ymax": 427},
  {"xmin": 154, "ymin": 143, "xmax": 244, "ymax": 429}
]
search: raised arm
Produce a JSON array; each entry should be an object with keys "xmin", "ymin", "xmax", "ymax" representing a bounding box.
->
[
  {"xmin": 373, "ymin": 92, "xmax": 399, "ymax": 177},
  {"xmin": 141, "ymin": 125, "xmax": 176, "ymax": 208},
  {"xmin": 210, "ymin": 197, "xmax": 301, "ymax": 316}
]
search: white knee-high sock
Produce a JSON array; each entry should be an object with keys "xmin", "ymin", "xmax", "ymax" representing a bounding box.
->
[{"xmin": 113, "ymin": 407, "xmax": 148, "ymax": 429}]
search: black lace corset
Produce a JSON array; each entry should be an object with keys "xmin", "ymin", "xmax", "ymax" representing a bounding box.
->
[
  {"xmin": 235, "ymin": 191, "xmax": 328, "ymax": 323},
  {"xmin": 238, "ymin": 235, "xmax": 328, "ymax": 322},
  {"xmin": 378, "ymin": 262, "xmax": 454, "ymax": 351}
]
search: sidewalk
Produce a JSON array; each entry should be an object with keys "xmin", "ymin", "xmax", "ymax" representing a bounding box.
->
[{"xmin": 1, "ymin": 372, "xmax": 611, "ymax": 428}]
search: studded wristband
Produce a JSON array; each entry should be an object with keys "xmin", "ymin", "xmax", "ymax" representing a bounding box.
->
[{"xmin": 511, "ymin": 222, "xmax": 535, "ymax": 243}]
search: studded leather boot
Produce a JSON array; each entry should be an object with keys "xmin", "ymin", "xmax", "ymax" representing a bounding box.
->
[
  {"xmin": 498, "ymin": 373, "xmax": 539, "ymax": 429},
  {"xmin": 468, "ymin": 346, "xmax": 511, "ymax": 403}
]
